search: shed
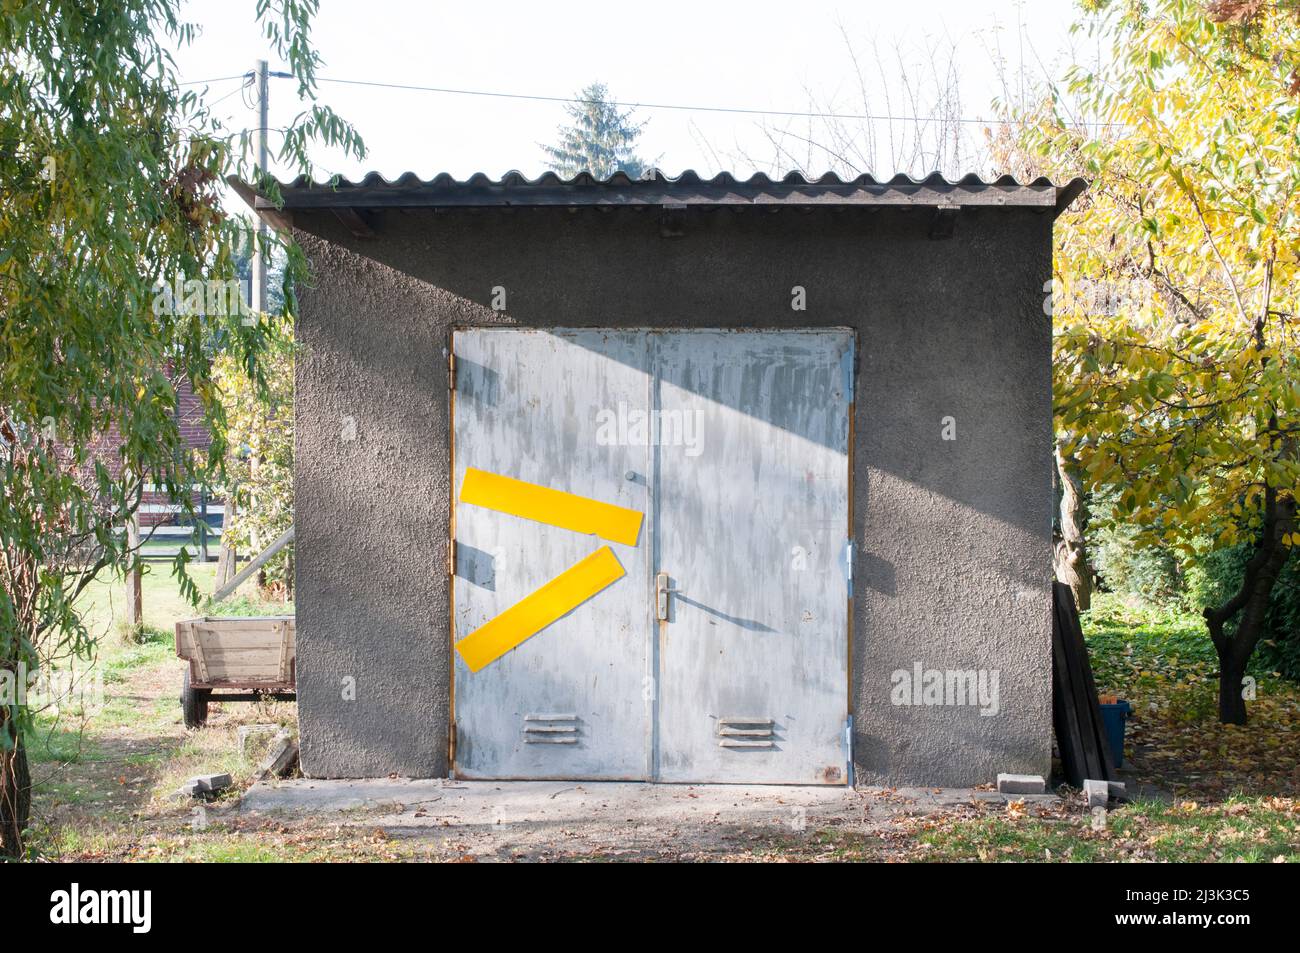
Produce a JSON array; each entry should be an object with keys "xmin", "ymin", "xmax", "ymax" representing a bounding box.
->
[{"xmin": 235, "ymin": 169, "xmax": 1084, "ymax": 786}]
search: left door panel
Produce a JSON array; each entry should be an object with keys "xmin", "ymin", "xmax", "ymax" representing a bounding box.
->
[{"xmin": 452, "ymin": 329, "xmax": 652, "ymax": 779}]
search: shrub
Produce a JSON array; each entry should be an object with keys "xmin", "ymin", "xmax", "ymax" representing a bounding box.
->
[{"xmin": 1090, "ymin": 489, "xmax": 1183, "ymax": 605}]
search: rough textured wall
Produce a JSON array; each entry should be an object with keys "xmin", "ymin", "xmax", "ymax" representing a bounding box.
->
[{"xmin": 291, "ymin": 205, "xmax": 1055, "ymax": 784}]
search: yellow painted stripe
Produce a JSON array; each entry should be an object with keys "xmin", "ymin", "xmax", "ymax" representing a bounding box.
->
[
  {"xmin": 455, "ymin": 546, "xmax": 626, "ymax": 672},
  {"xmin": 460, "ymin": 467, "xmax": 643, "ymax": 546}
]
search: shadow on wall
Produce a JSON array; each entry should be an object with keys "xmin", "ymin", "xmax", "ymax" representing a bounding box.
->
[{"xmin": 295, "ymin": 203, "xmax": 1051, "ymax": 557}]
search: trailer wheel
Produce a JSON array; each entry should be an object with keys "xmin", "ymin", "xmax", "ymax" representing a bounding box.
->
[{"xmin": 181, "ymin": 668, "xmax": 210, "ymax": 728}]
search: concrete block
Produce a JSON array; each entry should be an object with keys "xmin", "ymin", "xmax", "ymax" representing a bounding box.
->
[
  {"xmin": 255, "ymin": 730, "xmax": 299, "ymax": 781},
  {"xmin": 1108, "ymin": 781, "xmax": 1127, "ymax": 799},
  {"xmin": 1084, "ymin": 778, "xmax": 1110, "ymax": 808},
  {"xmin": 238, "ymin": 724, "xmax": 281, "ymax": 760},
  {"xmin": 176, "ymin": 779, "xmax": 203, "ymax": 800},
  {"xmin": 997, "ymin": 773, "xmax": 1046, "ymax": 795},
  {"xmin": 177, "ymin": 773, "xmax": 232, "ymax": 800},
  {"xmin": 194, "ymin": 772, "xmax": 233, "ymax": 794}
]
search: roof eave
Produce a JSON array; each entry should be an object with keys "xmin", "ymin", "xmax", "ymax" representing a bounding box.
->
[{"xmin": 229, "ymin": 171, "xmax": 1088, "ymax": 225}]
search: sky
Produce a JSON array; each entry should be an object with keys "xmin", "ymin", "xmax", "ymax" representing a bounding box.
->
[{"xmin": 171, "ymin": 0, "xmax": 1091, "ymax": 187}]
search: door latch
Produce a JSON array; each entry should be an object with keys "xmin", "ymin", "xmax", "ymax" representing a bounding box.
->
[{"xmin": 656, "ymin": 571, "xmax": 680, "ymax": 622}]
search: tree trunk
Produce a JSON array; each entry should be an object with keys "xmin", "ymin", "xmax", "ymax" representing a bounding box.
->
[
  {"xmin": 1053, "ymin": 445, "xmax": 1092, "ymax": 611},
  {"xmin": 125, "ymin": 513, "xmax": 142, "ymax": 627},
  {"xmin": 250, "ymin": 450, "xmax": 262, "ymax": 593},
  {"xmin": 1203, "ymin": 489, "xmax": 1295, "ymax": 725},
  {"xmin": 0, "ymin": 718, "xmax": 31, "ymax": 859},
  {"xmin": 215, "ymin": 494, "xmax": 238, "ymax": 588},
  {"xmin": 1216, "ymin": 650, "xmax": 1249, "ymax": 726}
]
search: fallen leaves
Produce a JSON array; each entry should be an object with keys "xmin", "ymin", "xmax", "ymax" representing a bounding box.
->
[{"xmin": 1086, "ymin": 601, "xmax": 1300, "ymax": 800}]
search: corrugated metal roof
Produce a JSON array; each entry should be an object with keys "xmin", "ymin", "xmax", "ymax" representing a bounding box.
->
[{"xmin": 231, "ymin": 169, "xmax": 1086, "ymax": 222}]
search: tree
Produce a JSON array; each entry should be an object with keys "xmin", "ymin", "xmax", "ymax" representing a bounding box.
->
[
  {"xmin": 1024, "ymin": 0, "xmax": 1299, "ymax": 723},
  {"xmin": 215, "ymin": 245, "xmax": 288, "ymax": 589},
  {"xmin": 0, "ymin": 0, "xmax": 362, "ymax": 856},
  {"xmin": 214, "ymin": 339, "xmax": 295, "ymax": 600},
  {"xmin": 1054, "ymin": 447, "xmax": 1094, "ymax": 611},
  {"xmin": 740, "ymin": 28, "xmax": 977, "ymax": 178},
  {"xmin": 541, "ymin": 82, "xmax": 648, "ymax": 178}
]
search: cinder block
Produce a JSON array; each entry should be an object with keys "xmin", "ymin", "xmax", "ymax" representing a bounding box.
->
[
  {"xmin": 996, "ymin": 773, "xmax": 1046, "ymax": 795},
  {"xmin": 1084, "ymin": 778, "xmax": 1110, "ymax": 808},
  {"xmin": 1108, "ymin": 781, "xmax": 1127, "ymax": 799},
  {"xmin": 193, "ymin": 772, "xmax": 233, "ymax": 794},
  {"xmin": 255, "ymin": 730, "xmax": 299, "ymax": 781},
  {"xmin": 177, "ymin": 779, "xmax": 203, "ymax": 800},
  {"xmin": 238, "ymin": 724, "xmax": 280, "ymax": 760}
]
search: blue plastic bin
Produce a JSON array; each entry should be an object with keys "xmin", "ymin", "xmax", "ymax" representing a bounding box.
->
[{"xmin": 1099, "ymin": 700, "xmax": 1132, "ymax": 768}]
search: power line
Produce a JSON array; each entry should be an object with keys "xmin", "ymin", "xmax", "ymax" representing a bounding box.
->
[
  {"xmin": 307, "ymin": 75, "xmax": 1005, "ymax": 126},
  {"xmin": 206, "ymin": 82, "xmax": 249, "ymax": 111},
  {"xmin": 200, "ymin": 68, "xmax": 1122, "ymax": 131},
  {"xmin": 179, "ymin": 74, "xmax": 247, "ymax": 87},
  {"xmin": 182, "ymin": 71, "xmax": 289, "ymax": 89}
]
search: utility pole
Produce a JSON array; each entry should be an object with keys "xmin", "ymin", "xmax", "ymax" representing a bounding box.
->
[
  {"xmin": 126, "ymin": 512, "xmax": 142, "ymax": 630},
  {"xmin": 248, "ymin": 59, "xmax": 269, "ymax": 569},
  {"xmin": 250, "ymin": 58, "xmax": 269, "ymax": 318}
]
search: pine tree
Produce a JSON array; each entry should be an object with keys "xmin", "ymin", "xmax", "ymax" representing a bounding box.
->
[{"xmin": 541, "ymin": 83, "xmax": 648, "ymax": 178}]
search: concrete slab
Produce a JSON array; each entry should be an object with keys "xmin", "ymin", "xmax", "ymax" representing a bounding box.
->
[
  {"xmin": 243, "ymin": 779, "xmax": 856, "ymax": 826},
  {"xmin": 238, "ymin": 780, "xmax": 1065, "ymax": 860},
  {"xmin": 242, "ymin": 779, "xmax": 1062, "ymax": 825}
]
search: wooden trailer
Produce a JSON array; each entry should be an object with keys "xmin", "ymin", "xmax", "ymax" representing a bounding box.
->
[{"xmin": 175, "ymin": 616, "xmax": 296, "ymax": 727}]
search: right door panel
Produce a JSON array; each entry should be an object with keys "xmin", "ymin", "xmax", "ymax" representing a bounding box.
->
[{"xmin": 653, "ymin": 330, "xmax": 852, "ymax": 784}]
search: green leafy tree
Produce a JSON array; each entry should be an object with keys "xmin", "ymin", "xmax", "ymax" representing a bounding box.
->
[
  {"xmin": 0, "ymin": 0, "xmax": 362, "ymax": 855},
  {"xmin": 214, "ymin": 340, "xmax": 294, "ymax": 598},
  {"xmin": 541, "ymin": 82, "xmax": 648, "ymax": 178},
  {"xmin": 1023, "ymin": 0, "xmax": 1299, "ymax": 723}
]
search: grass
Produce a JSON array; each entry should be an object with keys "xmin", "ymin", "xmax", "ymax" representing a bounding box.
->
[
  {"xmin": 71, "ymin": 819, "xmax": 429, "ymax": 863},
  {"xmin": 912, "ymin": 796, "xmax": 1300, "ymax": 863},
  {"xmin": 1083, "ymin": 594, "xmax": 1221, "ymax": 681},
  {"xmin": 76, "ymin": 561, "xmax": 210, "ymax": 638},
  {"xmin": 19, "ymin": 560, "xmax": 295, "ymax": 860}
]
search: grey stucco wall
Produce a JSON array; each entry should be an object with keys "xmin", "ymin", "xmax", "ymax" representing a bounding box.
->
[{"xmin": 291, "ymin": 204, "xmax": 1055, "ymax": 785}]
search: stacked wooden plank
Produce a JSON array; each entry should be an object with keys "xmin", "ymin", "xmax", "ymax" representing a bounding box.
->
[{"xmin": 1051, "ymin": 582, "xmax": 1116, "ymax": 786}]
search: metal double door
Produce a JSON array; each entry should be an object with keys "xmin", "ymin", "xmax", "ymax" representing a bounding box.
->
[{"xmin": 452, "ymin": 328, "xmax": 851, "ymax": 783}]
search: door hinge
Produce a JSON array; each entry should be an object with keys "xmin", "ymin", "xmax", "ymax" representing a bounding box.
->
[
  {"xmin": 845, "ymin": 715, "xmax": 855, "ymax": 787},
  {"xmin": 447, "ymin": 539, "xmax": 456, "ymax": 577},
  {"xmin": 448, "ymin": 351, "xmax": 457, "ymax": 391}
]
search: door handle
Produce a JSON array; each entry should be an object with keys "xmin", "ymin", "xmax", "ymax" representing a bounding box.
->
[{"xmin": 656, "ymin": 572, "xmax": 680, "ymax": 622}]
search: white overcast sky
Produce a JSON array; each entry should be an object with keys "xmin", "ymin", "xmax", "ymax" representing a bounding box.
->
[{"xmin": 172, "ymin": 0, "xmax": 1090, "ymax": 185}]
